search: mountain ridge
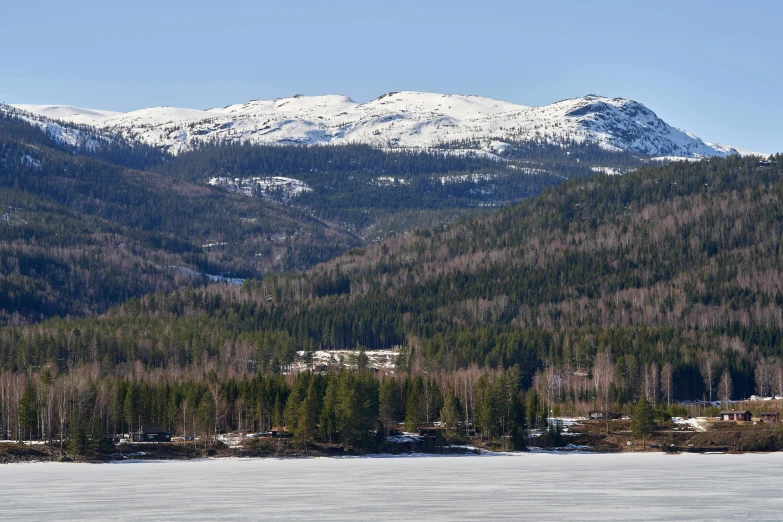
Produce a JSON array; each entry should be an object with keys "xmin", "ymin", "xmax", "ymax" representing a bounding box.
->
[{"xmin": 6, "ymin": 92, "xmax": 764, "ymax": 158}]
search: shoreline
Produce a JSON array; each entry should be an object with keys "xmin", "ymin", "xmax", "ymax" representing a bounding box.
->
[{"xmin": 1, "ymin": 444, "xmax": 776, "ymax": 465}]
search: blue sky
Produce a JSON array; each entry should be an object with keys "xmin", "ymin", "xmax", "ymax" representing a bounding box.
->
[{"xmin": 2, "ymin": 0, "xmax": 781, "ymax": 153}]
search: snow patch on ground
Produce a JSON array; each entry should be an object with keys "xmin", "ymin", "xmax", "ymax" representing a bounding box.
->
[
  {"xmin": 208, "ymin": 176, "xmax": 311, "ymax": 200},
  {"xmin": 20, "ymin": 155, "xmax": 42, "ymax": 168},
  {"xmin": 169, "ymin": 265, "xmax": 244, "ymax": 285},
  {"xmin": 590, "ymin": 166, "xmax": 633, "ymax": 175},
  {"xmin": 749, "ymin": 395, "xmax": 783, "ymax": 401},
  {"xmin": 371, "ymin": 176, "xmax": 409, "ymax": 187},
  {"xmin": 386, "ymin": 433, "xmax": 422, "ymax": 444},
  {"xmin": 439, "ymin": 172, "xmax": 498, "ymax": 185},
  {"xmin": 292, "ymin": 349, "xmax": 399, "ymax": 372},
  {"xmin": 672, "ymin": 417, "xmax": 707, "ymax": 432}
]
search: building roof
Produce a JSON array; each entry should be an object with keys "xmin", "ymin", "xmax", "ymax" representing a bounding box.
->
[
  {"xmin": 135, "ymin": 425, "xmax": 168, "ymax": 434},
  {"xmin": 719, "ymin": 410, "xmax": 751, "ymax": 415}
]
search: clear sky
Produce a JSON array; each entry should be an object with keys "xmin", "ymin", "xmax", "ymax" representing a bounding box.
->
[{"xmin": 2, "ymin": 0, "xmax": 781, "ymax": 153}]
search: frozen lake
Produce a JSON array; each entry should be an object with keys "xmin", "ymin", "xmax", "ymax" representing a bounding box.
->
[{"xmin": 1, "ymin": 452, "xmax": 782, "ymax": 520}]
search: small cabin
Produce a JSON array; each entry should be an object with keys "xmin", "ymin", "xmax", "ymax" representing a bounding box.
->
[
  {"xmin": 760, "ymin": 412, "xmax": 780, "ymax": 423},
  {"xmin": 418, "ymin": 427, "xmax": 444, "ymax": 437},
  {"xmin": 588, "ymin": 411, "xmax": 621, "ymax": 421},
  {"xmin": 131, "ymin": 425, "xmax": 172, "ymax": 442},
  {"xmin": 419, "ymin": 426, "xmax": 443, "ymax": 437},
  {"xmin": 719, "ymin": 410, "xmax": 752, "ymax": 422}
]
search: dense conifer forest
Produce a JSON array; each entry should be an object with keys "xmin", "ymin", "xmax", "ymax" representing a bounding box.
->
[{"xmin": 1, "ymin": 111, "xmax": 781, "ymax": 453}]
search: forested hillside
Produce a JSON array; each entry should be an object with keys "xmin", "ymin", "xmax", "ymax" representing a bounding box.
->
[
  {"xmin": 0, "ymin": 113, "xmax": 358, "ymax": 323},
  {"xmin": 155, "ymin": 139, "xmax": 632, "ymax": 235},
  {"xmin": 0, "ymin": 113, "xmax": 640, "ymax": 325},
  {"xmin": 1, "ymin": 153, "xmax": 782, "ymax": 451}
]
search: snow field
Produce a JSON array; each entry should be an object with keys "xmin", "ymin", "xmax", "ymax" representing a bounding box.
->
[{"xmin": 7, "ymin": 91, "xmax": 762, "ymax": 158}]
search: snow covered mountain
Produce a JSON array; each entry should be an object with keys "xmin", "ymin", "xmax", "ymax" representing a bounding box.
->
[{"xmin": 4, "ymin": 92, "xmax": 757, "ymax": 158}]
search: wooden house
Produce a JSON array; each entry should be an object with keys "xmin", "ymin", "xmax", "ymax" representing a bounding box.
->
[
  {"xmin": 760, "ymin": 412, "xmax": 780, "ymax": 422},
  {"xmin": 718, "ymin": 410, "xmax": 752, "ymax": 421},
  {"xmin": 131, "ymin": 425, "xmax": 172, "ymax": 442}
]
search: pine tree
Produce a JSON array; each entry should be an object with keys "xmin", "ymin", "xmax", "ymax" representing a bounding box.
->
[
  {"xmin": 631, "ymin": 395, "xmax": 654, "ymax": 449},
  {"xmin": 319, "ymin": 376, "xmax": 337, "ymax": 443},
  {"xmin": 295, "ymin": 379, "xmax": 320, "ymax": 453},
  {"xmin": 404, "ymin": 377, "xmax": 422, "ymax": 433},
  {"xmin": 18, "ymin": 382, "xmax": 37, "ymax": 441},
  {"xmin": 440, "ymin": 392, "xmax": 461, "ymax": 431},
  {"xmin": 379, "ymin": 378, "xmax": 399, "ymax": 436},
  {"xmin": 124, "ymin": 383, "xmax": 140, "ymax": 435},
  {"xmin": 509, "ymin": 390, "xmax": 527, "ymax": 450}
]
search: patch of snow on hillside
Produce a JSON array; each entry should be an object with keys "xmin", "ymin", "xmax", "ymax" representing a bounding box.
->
[
  {"xmin": 590, "ymin": 166, "xmax": 632, "ymax": 175},
  {"xmin": 484, "ymin": 140, "xmax": 510, "ymax": 154},
  {"xmin": 292, "ymin": 349, "xmax": 399, "ymax": 373},
  {"xmin": 650, "ymin": 156, "xmax": 703, "ymax": 162},
  {"xmin": 169, "ymin": 265, "xmax": 244, "ymax": 285},
  {"xmin": 672, "ymin": 417, "xmax": 707, "ymax": 432},
  {"xmin": 208, "ymin": 176, "xmax": 311, "ymax": 200},
  {"xmin": 372, "ymin": 176, "xmax": 409, "ymax": 187},
  {"xmin": 20, "ymin": 155, "xmax": 42, "ymax": 168},
  {"xmin": 439, "ymin": 173, "xmax": 498, "ymax": 185}
]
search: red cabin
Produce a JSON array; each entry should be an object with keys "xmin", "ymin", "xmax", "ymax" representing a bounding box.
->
[{"xmin": 719, "ymin": 410, "xmax": 751, "ymax": 421}]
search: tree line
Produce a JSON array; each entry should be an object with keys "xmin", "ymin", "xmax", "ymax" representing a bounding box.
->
[{"xmin": 0, "ymin": 364, "xmax": 527, "ymax": 452}]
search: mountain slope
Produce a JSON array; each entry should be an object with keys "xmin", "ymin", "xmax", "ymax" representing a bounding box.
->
[
  {"xmin": 0, "ymin": 113, "xmax": 360, "ymax": 323},
  {"xmin": 6, "ymin": 92, "xmax": 756, "ymax": 158},
  {"xmin": 5, "ymin": 154, "xmax": 782, "ymax": 397}
]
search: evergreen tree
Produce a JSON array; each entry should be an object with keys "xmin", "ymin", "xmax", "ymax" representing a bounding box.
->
[
  {"xmin": 379, "ymin": 378, "xmax": 399, "ymax": 436},
  {"xmin": 319, "ymin": 376, "xmax": 338, "ymax": 443},
  {"xmin": 404, "ymin": 377, "xmax": 423, "ymax": 433},
  {"xmin": 440, "ymin": 392, "xmax": 461, "ymax": 431},
  {"xmin": 295, "ymin": 379, "xmax": 320, "ymax": 453},
  {"xmin": 631, "ymin": 395, "xmax": 655, "ymax": 449},
  {"xmin": 509, "ymin": 390, "xmax": 527, "ymax": 450},
  {"xmin": 18, "ymin": 381, "xmax": 37, "ymax": 441}
]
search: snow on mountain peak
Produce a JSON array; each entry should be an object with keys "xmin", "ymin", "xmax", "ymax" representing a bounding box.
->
[
  {"xmin": 10, "ymin": 104, "xmax": 121, "ymax": 125},
  {"xmin": 6, "ymin": 92, "xmax": 757, "ymax": 158}
]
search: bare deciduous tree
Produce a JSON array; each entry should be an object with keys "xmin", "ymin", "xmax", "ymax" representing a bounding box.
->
[
  {"xmin": 698, "ymin": 352, "xmax": 721, "ymax": 402},
  {"xmin": 718, "ymin": 369, "xmax": 733, "ymax": 404},
  {"xmin": 54, "ymin": 378, "xmax": 72, "ymax": 453},
  {"xmin": 592, "ymin": 352, "xmax": 614, "ymax": 435},
  {"xmin": 661, "ymin": 362, "xmax": 674, "ymax": 407},
  {"xmin": 643, "ymin": 363, "xmax": 659, "ymax": 403}
]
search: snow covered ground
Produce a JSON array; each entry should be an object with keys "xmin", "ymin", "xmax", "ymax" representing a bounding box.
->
[
  {"xmin": 749, "ymin": 395, "xmax": 783, "ymax": 401},
  {"xmin": 2, "ymin": 453, "xmax": 783, "ymax": 520},
  {"xmin": 590, "ymin": 166, "xmax": 633, "ymax": 175},
  {"xmin": 5, "ymin": 91, "xmax": 763, "ymax": 158},
  {"xmin": 169, "ymin": 265, "xmax": 244, "ymax": 285},
  {"xmin": 671, "ymin": 417, "xmax": 707, "ymax": 432},
  {"xmin": 371, "ymin": 176, "xmax": 409, "ymax": 187},
  {"xmin": 438, "ymin": 172, "xmax": 498, "ymax": 185},
  {"xmin": 208, "ymin": 176, "xmax": 312, "ymax": 200},
  {"xmin": 292, "ymin": 349, "xmax": 399, "ymax": 372}
]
